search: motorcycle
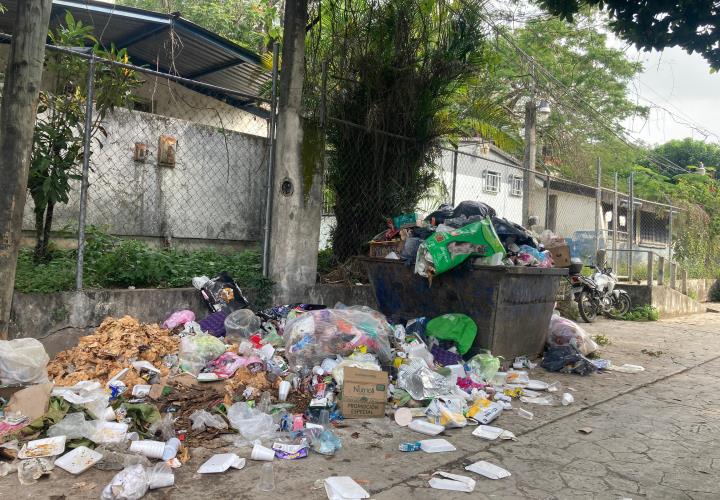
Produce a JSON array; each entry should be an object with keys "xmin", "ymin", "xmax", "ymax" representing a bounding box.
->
[{"xmin": 568, "ymin": 257, "xmax": 632, "ymax": 323}]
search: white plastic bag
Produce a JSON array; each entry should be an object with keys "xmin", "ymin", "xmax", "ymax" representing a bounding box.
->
[
  {"xmin": 547, "ymin": 314, "xmax": 598, "ymax": 355},
  {"xmin": 0, "ymin": 338, "xmax": 49, "ymax": 385},
  {"xmin": 190, "ymin": 410, "xmax": 228, "ymax": 432},
  {"xmin": 226, "ymin": 403, "xmax": 275, "ymax": 441}
]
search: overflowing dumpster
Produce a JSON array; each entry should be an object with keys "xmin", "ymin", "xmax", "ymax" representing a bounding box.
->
[{"xmin": 361, "ymin": 257, "xmax": 567, "ymax": 360}]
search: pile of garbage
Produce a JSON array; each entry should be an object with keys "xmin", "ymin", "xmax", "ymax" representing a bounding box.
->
[
  {"xmin": 0, "ymin": 270, "xmax": 637, "ymax": 497},
  {"xmin": 371, "ymin": 201, "xmax": 566, "ymax": 279}
]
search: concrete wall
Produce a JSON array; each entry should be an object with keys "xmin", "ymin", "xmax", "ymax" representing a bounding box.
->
[
  {"xmin": 686, "ymin": 279, "xmax": 719, "ymax": 302},
  {"xmin": 22, "ymin": 107, "xmax": 268, "ymax": 245},
  {"xmin": 617, "ymin": 284, "xmax": 707, "ymax": 318},
  {"xmin": 9, "ymin": 284, "xmax": 377, "ymax": 356}
]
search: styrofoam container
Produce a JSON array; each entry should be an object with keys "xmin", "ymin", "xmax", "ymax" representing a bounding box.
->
[
  {"xmin": 93, "ymin": 421, "xmax": 128, "ymax": 443},
  {"xmin": 472, "ymin": 425, "xmax": 505, "ymax": 440},
  {"xmin": 408, "ymin": 419, "xmax": 445, "ymax": 436},
  {"xmin": 251, "ymin": 443, "xmax": 275, "ymax": 461},
  {"xmin": 18, "ymin": 436, "xmax": 67, "ymax": 459},
  {"xmin": 55, "ymin": 446, "xmax": 103, "ymax": 474},
  {"xmin": 197, "ymin": 453, "xmax": 246, "ymax": 473},
  {"xmin": 419, "ymin": 439, "xmax": 456, "ymax": 453}
]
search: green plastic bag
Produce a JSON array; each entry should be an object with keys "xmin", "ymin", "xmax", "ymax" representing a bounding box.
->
[
  {"xmin": 426, "ymin": 314, "xmax": 477, "ymax": 355},
  {"xmin": 420, "ymin": 218, "xmax": 505, "ymax": 276},
  {"xmin": 467, "ymin": 350, "xmax": 501, "ymax": 382}
]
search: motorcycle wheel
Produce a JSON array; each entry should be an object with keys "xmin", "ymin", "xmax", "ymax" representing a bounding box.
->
[
  {"xmin": 607, "ymin": 293, "xmax": 632, "ymax": 319},
  {"xmin": 577, "ymin": 291, "xmax": 598, "ymax": 323}
]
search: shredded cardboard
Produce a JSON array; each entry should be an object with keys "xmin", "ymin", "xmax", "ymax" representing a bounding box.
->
[{"xmin": 47, "ymin": 316, "xmax": 178, "ymax": 389}]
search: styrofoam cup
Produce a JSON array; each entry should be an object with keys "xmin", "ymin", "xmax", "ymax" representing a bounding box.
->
[
  {"xmin": 278, "ymin": 381, "xmax": 291, "ymax": 402},
  {"xmin": 129, "ymin": 440, "xmax": 165, "ymax": 459},
  {"xmin": 148, "ymin": 469, "xmax": 175, "ymax": 489},
  {"xmin": 162, "ymin": 438, "xmax": 181, "ymax": 461},
  {"xmin": 102, "ymin": 407, "xmax": 117, "ymax": 422},
  {"xmin": 250, "ymin": 443, "xmax": 275, "ymax": 461}
]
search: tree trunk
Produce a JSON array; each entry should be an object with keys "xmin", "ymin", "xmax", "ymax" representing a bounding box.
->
[
  {"xmin": 267, "ymin": 0, "xmax": 324, "ymax": 303},
  {"xmin": 0, "ymin": 0, "xmax": 53, "ymax": 338},
  {"xmin": 34, "ymin": 204, "xmax": 45, "ymax": 259},
  {"xmin": 40, "ymin": 201, "xmax": 54, "ymax": 260}
]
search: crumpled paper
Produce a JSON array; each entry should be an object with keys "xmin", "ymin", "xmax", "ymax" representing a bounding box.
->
[{"xmin": 397, "ymin": 359, "xmax": 451, "ymax": 400}]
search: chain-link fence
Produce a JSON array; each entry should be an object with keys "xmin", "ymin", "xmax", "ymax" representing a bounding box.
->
[
  {"xmin": 319, "ymin": 129, "xmax": 687, "ymax": 285},
  {"xmin": 16, "ymin": 43, "xmax": 272, "ymax": 288}
]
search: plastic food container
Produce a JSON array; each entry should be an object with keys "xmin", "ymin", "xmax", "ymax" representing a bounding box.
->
[
  {"xmin": 419, "ymin": 439, "xmax": 456, "ymax": 453},
  {"xmin": 55, "ymin": 446, "xmax": 103, "ymax": 474}
]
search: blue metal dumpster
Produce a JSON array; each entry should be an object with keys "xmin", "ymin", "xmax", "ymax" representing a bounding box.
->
[{"xmin": 360, "ymin": 257, "xmax": 568, "ymax": 360}]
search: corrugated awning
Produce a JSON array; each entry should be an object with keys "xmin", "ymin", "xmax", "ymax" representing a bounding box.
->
[{"xmin": 0, "ymin": 0, "xmax": 272, "ymax": 113}]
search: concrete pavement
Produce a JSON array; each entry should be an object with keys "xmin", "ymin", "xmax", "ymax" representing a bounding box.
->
[{"xmin": 2, "ymin": 313, "xmax": 719, "ymax": 499}]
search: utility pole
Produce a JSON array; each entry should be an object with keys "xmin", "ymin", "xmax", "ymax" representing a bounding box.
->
[
  {"xmin": 521, "ymin": 99, "xmax": 536, "ymax": 227},
  {"xmin": 268, "ymin": 0, "xmax": 323, "ymax": 303},
  {"xmin": 0, "ymin": 0, "xmax": 53, "ymax": 338}
]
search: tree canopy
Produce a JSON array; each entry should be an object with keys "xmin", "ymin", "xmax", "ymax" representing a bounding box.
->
[
  {"xmin": 649, "ymin": 138, "xmax": 720, "ymax": 171},
  {"xmin": 538, "ymin": 0, "xmax": 720, "ymax": 69}
]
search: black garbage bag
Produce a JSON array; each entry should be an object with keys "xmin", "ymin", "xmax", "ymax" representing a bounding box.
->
[
  {"xmin": 400, "ymin": 237, "xmax": 422, "ymax": 264},
  {"xmin": 541, "ymin": 345, "xmax": 597, "ymax": 376},
  {"xmin": 452, "ymin": 200, "xmax": 496, "ymax": 219},
  {"xmin": 492, "ymin": 216, "xmax": 537, "ymax": 249},
  {"xmin": 424, "ymin": 203, "xmax": 455, "ymax": 225}
]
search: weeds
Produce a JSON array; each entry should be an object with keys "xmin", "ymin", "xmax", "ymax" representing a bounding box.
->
[
  {"xmin": 619, "ymin": 305, "xmax": 660, "ymax": 322},
  {"xmin": 14, "ymin": 227, "xmax": 273, "ymax": 306},
  {"xmin": 592, "ymin": 334, "xmax": 611, "ymax": 346}
]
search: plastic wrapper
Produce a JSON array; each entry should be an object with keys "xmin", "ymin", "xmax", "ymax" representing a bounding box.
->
[
  {"xmin": 47, "ymin": 412, "xmax": 97, "ymax": 440},
  {"xmin": 101, "ymin": 463, "xmax": 173, "ymax": 500},
  {"xmin": 284, "ymin": 307, "xmax": 393, "ymax": 369},
  {"xmin": 425, "ymin": 399, "xmax": 467, "ymax": 428},
  {"xmin": 397, "ymin": 359, "xmax": 452, "ymax": 400},
  {"xmin": 226, "ymin": 403, "xmax": 275, "ymax": 441},
  {"xmin": 53, "ymin": 381, "xmax": 110, "ymax": 420},
  {"xmin": 310, "ymin": 429, "xmax": 342, "ymax": 456},
  {"xmin": 162, "ymin": 310, "xmax": 195, "ymax": 330},
  {"xmin": 179, "ymin": 333, "xmax": 227, "ymax": 375},
  {"xmin": 205, "ymin": 352, "xmax": 245, "ymax": 379},
  {"xmin": 147, "ymin": 413, "xmax": 176, "ymax": 441},
  {"xmin": 190, "ymin": 410, "xmax": 228, "ymax": 432},
  {"xmin": 0, "ymin": 338, "xmax": 49, "ymax": 385},
  {"xmin": 547, "ymin": 314, "xmax": 598, "ymax": 355},
  {"xmin": 466, "ymin": 351, "xmax": 500, "ymax": 383}
]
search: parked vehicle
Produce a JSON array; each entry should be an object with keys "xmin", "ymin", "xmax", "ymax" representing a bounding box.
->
[{"xmin": 568, "ymin": 257, "xmax": 632, "ymax": 323}]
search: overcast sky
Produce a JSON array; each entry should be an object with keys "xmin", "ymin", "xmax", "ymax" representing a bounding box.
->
[{"xmin": 621, "ymin": 45, "xmax": 720, "ymax": 147}]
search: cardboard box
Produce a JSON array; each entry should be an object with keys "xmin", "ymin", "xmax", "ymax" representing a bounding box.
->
[
  {"xmin": 340, "ymin": 368, "xmax": 388, "ymax": 419},
  {"xmin": 546, "ymin": 242, "xmax": 571, "ymax": 268}
]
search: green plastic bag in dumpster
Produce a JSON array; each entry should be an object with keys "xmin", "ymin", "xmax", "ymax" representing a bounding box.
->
[
  {"xmin": 426, "ymin": 314, "xmax": 477, "ymax": 355},
  {"xmin": 420, "ymin": 218, "xmax": 505, "ymax": 276}
]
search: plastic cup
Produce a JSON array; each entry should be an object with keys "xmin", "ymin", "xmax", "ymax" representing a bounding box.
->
[
  {"xmin": 278, "ymin": 381, "xmax": 291, "ymax": 402},
  {"xmin": 129, "ymin": 440, "xmax": 165, "ymax": 459},
  {"xmin": 251, "ymin": 443, "xmax": 275, "ymax": 461},
  {"xmin": 148, "ymin": 463, "xmax": 175, "ymax": 489},
  {"xmin": 103, "ymin": 407, "xmax": 117, "ymax": 422},
  {"xmin": 257, "ymin": 463, "xmax": 275, "ymax": 491},
  {"xmin": 516, "ymin": 408, "xmax": 534, "ymax": 420},
  {"xmin": 162, "ymin": 438, "xmax": 181, "ymax": 461}
]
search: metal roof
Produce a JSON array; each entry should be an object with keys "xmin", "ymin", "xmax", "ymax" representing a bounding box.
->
[{"xmin": 0, "ymin": 0, "xmax": 271, "ymax": 111}]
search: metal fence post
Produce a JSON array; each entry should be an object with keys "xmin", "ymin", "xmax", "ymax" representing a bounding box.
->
[
  {"xmin": 628, "ymin": 172, "xmax": 634, "ymax": 282},
  {"xmin": 262, "ymin": 42, "xmax": 280, "ymax": 278},
  {"xmin": 668, "ymin": 202, "xmax": 673, "ymax": 261},
  {"xmin": 451, "ymin": 145, "xmax": 458, "ymax": 205},
  {"xmin": 75, "ymin": 55, "xmax": 96, "ymax": 291},
  {"xmin": 612, "ymin": 172, "xmax": 618, "ymax": 272},
  {"xmin": 544, "ymin": 173, "xmax": 550, "ymax": 229},
  {"xmin": 594, "ymin": 158, "xmax": 601, "ymax": 260}
]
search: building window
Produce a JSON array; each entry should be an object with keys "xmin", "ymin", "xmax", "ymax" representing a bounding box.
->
[
  {"xmin": 484, "ymin": 170, "xmax": 501, "ymax": 194},
  {"xmin": 510, "ymin": 175, "xmax": 523, "ymax": 197}
]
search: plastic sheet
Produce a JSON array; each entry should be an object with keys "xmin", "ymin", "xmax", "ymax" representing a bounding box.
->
[
  {"xmin": 53, "ymin": 381, "xmax": 110, "ymax": 420},
  {"xmin": 0, "ymin": 338, "xmax": 49, "ymax": 385},
  {"xmin": 547, "ymin": 314, "xmax": 598, "ymax": 355},
  {"xmin": 190, "ymin": 410, "xmax": 228, "ymax": 432},
  {"xmin": 226, "ymin": 403, "xmax": 275, "ymax": 441},
  {"xmin": 179, "ymin": 333, "xmax": 227, "ymax": 375},
  {"xmin": 284, "ymin": 307, "xmax": 393, "ymax": 369},
  {"xmin": 47, "ymin": 412, "xmax": 96, "ymax": 440}
]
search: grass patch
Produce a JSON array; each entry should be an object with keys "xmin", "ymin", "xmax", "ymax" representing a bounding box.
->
[
  {"xmin": 592, "ymin": 334, "xmax": 611, "ymax": 346},
  {"xmin": 619, "ymin": 305, "xmax": 659, "ymax": 322},
  {"xmin": 14, "ymin": 228, "xmax": 273, "ymax": 306}
]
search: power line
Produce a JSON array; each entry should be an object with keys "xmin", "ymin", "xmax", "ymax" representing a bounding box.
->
[{"xmin": 467, "ymin": 2, "xmax": 695, "ymax": 176}]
